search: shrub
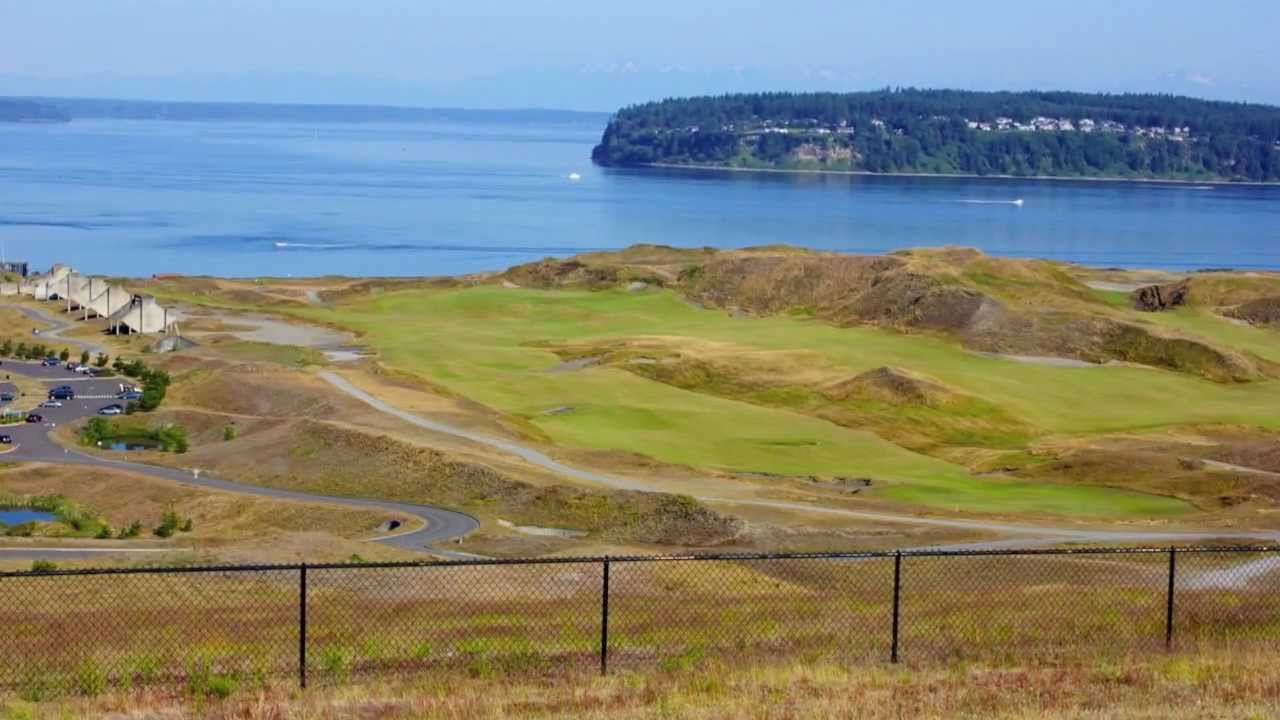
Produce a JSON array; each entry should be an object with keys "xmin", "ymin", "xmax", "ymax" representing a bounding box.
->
[
  {"xmin": 30, "ymin": 559, "xmax": 57, "ymax": 573},
  {"xmin": 155, "ymin": 509, "xmax": 192, "ymax": 537},
  {"xmin": 223, "ymin": 424, "xmax": 237, "ymax": 442},
  {"xmin": 6, "ymin": 522, "xmax": 35, "ymax": 537},
  {"xmin": 74, "ymin": 660, "xmax": 106, "ymax": 696},
  {"xmin": 118, "ymin": 520, "xmax": 142, "ymax": 539},
  {"xmin": 95, "ymin": 352, "xmax": 109, "ymax": 368},
  {"xmin": 154, "ymin": 510, "xmax": 180, "ymax": 538}
]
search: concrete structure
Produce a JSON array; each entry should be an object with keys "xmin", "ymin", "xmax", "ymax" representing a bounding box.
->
[
  {"xmin": 108, "ymin": 294, "xmax": 175, "ymax": 335},
  {"xmin": 85, "ymin": 283, "xmax": 134, "ymax": 325},
  {"xmin": 7, "ymin": 263, "xmax": 178, "ymax": 336}
]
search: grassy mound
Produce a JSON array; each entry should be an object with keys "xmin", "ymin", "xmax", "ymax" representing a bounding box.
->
[
  {"xmin": 173, "ymin": 416, "xmax": 743, "ymax": 547},
  {"xmin": 514, "ymin": 245, "xmax": 1272, "ymax": 383}
]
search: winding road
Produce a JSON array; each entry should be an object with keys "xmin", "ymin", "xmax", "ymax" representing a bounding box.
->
[{"xmin": 0, "ymin": 356, "xmax": 479, "ymax": 559}]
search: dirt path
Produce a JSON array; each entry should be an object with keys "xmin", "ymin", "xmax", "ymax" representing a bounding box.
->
[{"xmin": 319, "ymin": 372, "xmax": 1280, "ymax": 548}]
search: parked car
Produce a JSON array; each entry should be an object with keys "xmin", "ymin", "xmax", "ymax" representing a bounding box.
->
[
  {"xmin": 39, "ymin": 400, "xmax": 63, "ymax": 408},
  {"xmin": 98, "ymin": 404, "xmax": 125, "ymax": 416},
  {"xmin": 73, "ymin": 365, "xmax": 94, "ymax": 375},
  {"xmin": 41, "ymin": 357, "xmax": 60, "ymax": 367},
  {"xmin": 0, "ymin": 434, "xmax": 11, "ymax": 444},
  {"xmin": 0, "ymin": 392, "xmax": 14, "ymax": 402},
  {"xmin": 117, "ymin": 390, "xmax": 143, "ymax": 401},
  {"xmin": 48, "ymin": 387, "xmax": 75, "ymax": 400},
  {"xmin": 25, "ymin": 413, "xmax": 43, "ymax": 423}
]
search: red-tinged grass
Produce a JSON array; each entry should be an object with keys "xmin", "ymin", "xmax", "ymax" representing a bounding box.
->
[{"xmin": 5, "ymin": 651, "xmax": 1280, "ymax": 719}]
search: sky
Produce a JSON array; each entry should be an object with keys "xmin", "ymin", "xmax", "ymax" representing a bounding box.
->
[{"xmin": 2, "ymin": 0, "xmax": 1278, "ymax": 111}]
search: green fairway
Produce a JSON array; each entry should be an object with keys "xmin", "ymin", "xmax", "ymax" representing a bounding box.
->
[{"xmin": 288, "ymin": 285, "xmax": 1267, "ymax": 518}]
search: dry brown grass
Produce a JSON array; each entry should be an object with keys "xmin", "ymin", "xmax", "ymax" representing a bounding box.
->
[
  {"xmin": 7, "ymin": 650, "xmax": 1279, "ymax": 719},
  {"xmin": 0, "ymin": 463, "xmax": 415, "ymax": 566}
]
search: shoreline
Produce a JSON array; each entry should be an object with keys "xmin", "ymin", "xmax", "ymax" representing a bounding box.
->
[{"xmin": 640, "ymin": 162, "xmax": 1280, "ymax": 187}]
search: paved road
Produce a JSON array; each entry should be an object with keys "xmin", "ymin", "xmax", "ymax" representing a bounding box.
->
[
  {"xmin": 7, "ymin": 301, "xmax": 105, "ymax": 355},
  {"xmin": 0, "ymin": 360, "xmax": 479, "ymax": 559},
  {"xmin": 321, "ymin": 372, "xmax": 1280, "ymax": 549}
]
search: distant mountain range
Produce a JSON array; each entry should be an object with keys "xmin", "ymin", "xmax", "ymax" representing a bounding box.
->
[
  {"xmin": 0, "ymin": 96, "xmax": 607, "ymax": 126},
  {"xmin": 592, "ymin": 89, "xmax": 1280, "ymax": 182}
]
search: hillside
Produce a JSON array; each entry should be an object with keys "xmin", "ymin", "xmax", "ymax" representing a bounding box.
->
[
  {"xmin": 133, "ymin": 248, "xmax": 1280, "ymax": 529},
  {"xmin": 0, "ymin": 98, "xmax": 69, "ymax": 123},
  {"xmin": 592, "ymin": 89, "xmax": 1280, "ymax": 181}
]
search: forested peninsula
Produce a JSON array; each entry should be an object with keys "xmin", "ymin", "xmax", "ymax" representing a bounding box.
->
[{"xmin": 592, "ymin": 90, "xmax": 1280, "ymax": 182}]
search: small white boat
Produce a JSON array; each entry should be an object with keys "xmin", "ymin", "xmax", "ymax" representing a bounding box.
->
[{"xmin": 567, "ymin": 172, "xmax": 582, "ymax": 182}]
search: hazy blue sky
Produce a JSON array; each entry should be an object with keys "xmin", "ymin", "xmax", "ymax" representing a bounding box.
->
[{"xmin": 2, "ymin": 0, "xmax": 1277, "ymax": 110}]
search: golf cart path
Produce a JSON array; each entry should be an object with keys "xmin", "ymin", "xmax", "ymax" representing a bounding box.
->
[
  {"xmin": 8, "ymin": 302, "xmax": 105, "ymax": 355},
  {"xmin": 321, "ymin": 371, "xmax": 1280, "ymax": 548}
]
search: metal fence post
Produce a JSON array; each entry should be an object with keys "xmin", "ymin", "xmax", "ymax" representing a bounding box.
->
[
  {"xmin": 299, "ymin": 562, "xmax": 308, "ymax": 689},
  {"xmin": 890, "ymin": 551, "xmax": 902, "ymax": 664},
  {"xmin": 600, "ymin": 557, "xmax": 611, "ymax": 676},
  {"xmin": 1165, "ymin": 547, "xmax": 1177, "ymax": 651}
]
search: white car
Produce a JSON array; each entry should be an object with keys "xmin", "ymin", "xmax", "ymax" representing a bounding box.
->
[
  {"xmin": 98, "ymin": 405, "xmax": 125, "ymax": 416},
  {"xmin": 39, "ymin": 400, "xmax": 63, "ymax": 408},
  {"xmin": 73, "ymin": 365, "xmax": 94, "ymax": 374}
]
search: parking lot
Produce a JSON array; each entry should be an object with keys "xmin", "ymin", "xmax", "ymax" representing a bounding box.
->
[{"xmin": 0, "ymin": 360, "xmax": 134, "ymax": 457}]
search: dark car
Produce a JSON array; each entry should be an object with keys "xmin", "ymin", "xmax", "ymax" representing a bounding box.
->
[
  {"xmin": 25, "ymin": 413, "xmax": 43, "ymax": 423},
  {"xmin": 48, "ymin": 387, "xmax": 75, "ymax": 400},
  {"xmin": 117, "ymin": 390, "xmax": 143, "ymax": 401},
  {"xmin": 0, "ymin": 392, "xmax": 14, "ymax": 402},
  {"xmin": 41, "ymin": 357, "xmax": 60, "ymax": 367},
  {"xmin": 0, "ymin": 434, "xmax": 11, "ymax": 444}
]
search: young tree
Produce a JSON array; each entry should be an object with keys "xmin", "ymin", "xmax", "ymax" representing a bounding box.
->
[
  {"xmin": 59, "ymin": 348, "xmax": 70, "ymax": 362},
  {"xmin": 0, "ymin": 339, "xmax": 12, "ymax": 357},
  {"xmin": 80, "ymin": 350, "xmax": 90, "ymax": 365},
  {"xmin": 95, "ymin": 352, "xmax": 109, "ymax": 368}
]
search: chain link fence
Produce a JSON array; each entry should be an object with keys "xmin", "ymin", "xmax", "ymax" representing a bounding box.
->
[{"xmin": 1, "ymin": 546, "xmax": 1277, "ymax": 695}]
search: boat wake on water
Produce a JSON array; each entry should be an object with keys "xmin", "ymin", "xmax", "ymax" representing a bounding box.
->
[{"xmin": 957, "ymin": 198, "xmax": 1025, "ymax": 206}]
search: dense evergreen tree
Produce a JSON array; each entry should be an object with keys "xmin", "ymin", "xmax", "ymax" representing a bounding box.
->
[{"xmin": 592, "ymin": 89, "xmax": 1280, "ymax": 181}]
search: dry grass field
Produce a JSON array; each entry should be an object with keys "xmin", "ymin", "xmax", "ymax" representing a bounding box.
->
[{"xmin": 4, "ymin": 648, "xmax": 1279, "ymax": 719}]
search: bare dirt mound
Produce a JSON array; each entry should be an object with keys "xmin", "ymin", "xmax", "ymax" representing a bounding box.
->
[
  {"xmin": 821, "ymin": 367, "xmax": 952, "ymax": 407},
  {"xmin": 500, "ymin": 259, "xmax": 624, "ymax": 289},
  {"xmin": 1226, "ymin": 297, "xmax": 1280, "ymax": 327},
  {"xmin": 1132, "ymin": 279, "xmax": 1191, "ymax": 311}
]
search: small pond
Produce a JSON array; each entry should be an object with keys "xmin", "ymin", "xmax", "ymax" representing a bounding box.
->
[
  {"xmin": 101, "ymin": 440, "xmax": 161, "ymax": 452},
  {"xmin": 0, "ymin": 509, "xmax": 55, "ymax": 525}
]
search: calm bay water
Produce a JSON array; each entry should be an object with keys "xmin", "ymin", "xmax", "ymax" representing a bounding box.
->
[{"xmin": 1, "ymin": 118, "xmax": 1278, "ymax": 277}]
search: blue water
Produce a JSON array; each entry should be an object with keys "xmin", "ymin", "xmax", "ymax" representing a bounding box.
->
[
  {"xmin": 1, "ymin": 118, "xmax": 1278, "ymax": 276},
  {"xmin": 0, "ymin": 509, "xmax": 55, "ymax": 525}
]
